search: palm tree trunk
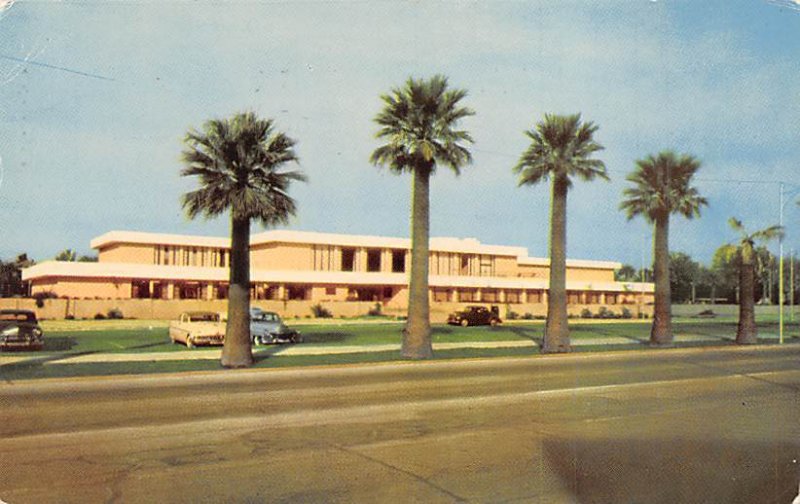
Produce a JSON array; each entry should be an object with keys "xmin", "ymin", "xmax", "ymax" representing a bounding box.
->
[
  {"xmin": 736, "ymin": 247, "xmax": 758, "ymax": 344},
  {"xmin": 650, "ymin": 212, "xmax": 673, "ymax": 346},
  {"xmin": 221, "ymin": 215, "xmax": 254, "ymax": 368},
  {"xmin": 403, "ymin": 166, "xmax": 432, "ymax": 359},
  {"xmin": 543, "ymin": 176, "xmax": 570, "ymax": 353}
]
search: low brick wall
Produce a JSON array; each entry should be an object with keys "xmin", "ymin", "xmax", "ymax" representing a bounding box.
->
[{"xmin": 1, "ymin": 297, "xmax": 653, "ymax": 323}]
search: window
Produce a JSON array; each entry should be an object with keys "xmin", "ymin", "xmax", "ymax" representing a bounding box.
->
[
  {"xmin": 164, "ymin": 246, "xmax": 170, "ymax": 265},
  {"xmin": 481, "ymin": 289, "xmax": 498, "ymax": 303},
  {"xmin": 367, "ymin": 249, "xmax": 381, "ymax": 272},
  {"xmin": 607, "ymin": 294, "xmax": 617, "ymax": 305},
  {"xmin": 459, "ymin": 289, "xmax": 476, "ymax": 302},
  {"xmin": 433, "ymin": 289, "xmax": 450, "ymax": 303},
  {"xmin": 506, "ymin": 290, "xmax": 521, "ymax": 304},
  {"xmin": 326, "ymin": 286, "xmax": 337, "ymax": 296},
  {"xmin": 219, "ymin": 250, "xmax": 227, "ymax": 268},
  {"xmin": 287, "ymin": 285, "xmax": 309, "ymax": 300},
  {"xmin": 392, "ymin": 250, "xmax": 405, "ymax": 273},
  {"xmin": 341, "ymin": 248, "xmax": 355, "ymax": 271}
]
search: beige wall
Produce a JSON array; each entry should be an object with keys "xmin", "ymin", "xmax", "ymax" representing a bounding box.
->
[
  {"xmin": 98, "ymin": 243, "xmax": 155, "ymax": 264},
  {"xmin": 251, "ymin": 243, "xmax": 314, "ymax": 270},
  {"xmin": 566, "ymin": 267, "xmax": 615, "ymax": 282},
  {"xmin": 31, "ymin": 278, "xmax": 132, "ymax": 299},
  {"xmin": 517, "ymin": 264, "xmax": 549, "ymax": 279}
]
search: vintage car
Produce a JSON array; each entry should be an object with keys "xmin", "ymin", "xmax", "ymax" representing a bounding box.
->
[
  {"xmin": 0, "ymin": 309, "xmax": 44, "ymax": 351},
  {"xmin": 169, "ymin": 311, "xmax": 225, "ymax": 348},
  {"xmin": 250, "ymin": 309, "xmax": 302, "ymax": 345},
  {"xmin": 447, "ymin": 305, "xmax": 502, "ymax": 327}
]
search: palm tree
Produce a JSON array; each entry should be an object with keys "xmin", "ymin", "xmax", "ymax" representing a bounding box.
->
[
  {"xmin": 728, "ymin": 218, "xmax": 783, "ymax": 344},
  {"xmin": 181, "ymin": 111, "xmax": 305, "ymax": 368},
  {"xmin": 370, "ymin": 75, "xmax": 474, "ymax": 359},
  {"xmin": 514, "ymin": 114, "xmax": 607, "ymax": 353},
  {"xmin": 620, "ymin": 151, "xmax": 707, "ymax": 346}
]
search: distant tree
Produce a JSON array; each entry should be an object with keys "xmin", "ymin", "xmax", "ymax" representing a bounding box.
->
[
  {"xmin": 711, "ymin": 244, "xmax": 740, "ymax": 303},
  {"xmin": 55, "ymin": 249, "xmax": 78, "ymax": 261},
  {"xmin": 514, "ymin": 113, "xmax": 607, "ymax": 353},
  {"xmin": 371, "ymin": 75, "xmax": 474, "ymax": 359},
  {"xmin": 669, "ymin": 251, "xmax": 700, "ymax": 304},
  {"xmin": 181, "ymin": 111, "xmax": 305, "ymax": 368},
  {"xmin": 615, "ymin": 264, "xmax": 638, "ymax": 282},
  {"xmin": 78, "ymin": 255, "xmax": 98, "ymax": 262},
  {"xmin": 728, "ymin": 218, "xmax": 783, "ymax": 344},
  {"xmin": 620, "ymin": 151, "xmax": 707, "ymax": 346},
  {"xmin": 0, "ymin": 254, "xmax": 33, "ymax": 298}
]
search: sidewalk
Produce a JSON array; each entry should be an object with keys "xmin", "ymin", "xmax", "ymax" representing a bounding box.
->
[{"xmin": 1, "ymin": 331, "xmax": 756, "ymax": 367}]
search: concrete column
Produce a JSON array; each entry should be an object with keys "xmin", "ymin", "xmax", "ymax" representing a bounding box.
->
[
  {"xmin": 333, "ymin": 247, "xmax": 342, "ymax": 271},
  {"xmin": 205, "ymin": 283, "xmax": 213, "ymax": 300},
  {"xmin": 381, "ymin": 250, "xmax": 391, "ymax": 273},
  {"xmin": 600, "ymin": 292, "xmax": 606, "ymax": 305},
  {"xmin": 452, "ymin": 289, "xmax": 460, "ymax": 303},
  {"xmin": 278, "ymin": 284, "xmax": 286, "ymax": 300},
  {"xmin": 149, "ymin": 281, "xmax": 156, "ymax": 299},
  {"xmin": 499, "ymin": 290, "xmax": 507, "ymax": 303},
  {"xmin": 476, "ymin": 288, "xmax": 482, "ymax": 302},
  {"xmin": 166, "ymin": 282, "xmax": 175, "ymax": 300},
  {"xmin": 357, "ymin": 249, "xmax": 367, "ymax": 272},
  {"xmin": 542, "ymin": 290, "xmax": 549, "ymax": 305}
]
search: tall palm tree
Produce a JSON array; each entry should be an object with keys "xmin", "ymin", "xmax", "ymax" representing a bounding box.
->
[
  {"xmin": 370, "ymin": 75, "xmax": 474, "ymax": 359},
  {"xmin": 620, "ymin": 151, "xmax": 707, "ymax": 346},
  {"xmin": 514, "ymin": 113, "xmax": 607, "ymax": 353},
  {"xmin": 181, "ymin": 111, "xmax": 305, "ymax": 368},
  {"xmin": 728, "ymin": 218, "xmax": 783, "ymax": 344}
]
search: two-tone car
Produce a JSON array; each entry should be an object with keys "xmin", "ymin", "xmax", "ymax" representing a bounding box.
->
[
  {"xmin": 169, "ymin": 311, "xmax": 225, "ymax": 348},
  {"xmin": 0, "ymin": 309, "xmax": 44, "ymax": 351},
  {"xmin": 250, "ymin": 308, "xmax": 302, "ymax": 345},
  {"xmin": 447, "ymin": 305, "xmax": 502, "ymax": 327}
]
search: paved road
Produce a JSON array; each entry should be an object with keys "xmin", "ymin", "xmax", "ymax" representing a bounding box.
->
[{"xmin": 1, "ymin": 346, "xmax": 798, "ymax": 503}]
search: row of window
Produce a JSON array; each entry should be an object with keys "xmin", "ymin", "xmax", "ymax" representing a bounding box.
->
[
  {"xmin": 312, "ymin": 246, "xmax": 500, "ymax": 277},
  {"xmin": 153, "ymin": 246, "xmax": 228, "ymax": 268}
]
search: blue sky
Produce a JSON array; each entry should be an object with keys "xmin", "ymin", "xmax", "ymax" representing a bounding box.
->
[{"xmin": 1, "ymin": 0, "xmax": 799, "ymax": 268}]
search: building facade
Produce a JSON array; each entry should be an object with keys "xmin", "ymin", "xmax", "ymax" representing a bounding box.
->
[{"xmin": 22, "ymin": 230, "xmax": 654, "ymax": 318}]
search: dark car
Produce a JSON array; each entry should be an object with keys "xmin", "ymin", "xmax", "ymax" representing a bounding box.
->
[
  {"xmin": 250, "ymin": 309, "xmax": 302, "ymax": 345},
  {"xmin": 0, "ymin": 309, "xmax": 44, "ymax": 351},
  {"xmin": 447, "ymin": 305, "xmax": 502, "ymax": 327}
]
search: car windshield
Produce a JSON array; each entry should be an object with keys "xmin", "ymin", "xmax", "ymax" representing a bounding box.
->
[
  {"xmin": 0, "ymin": 312, "xmax": 35, "ymax": 322},
  {"xmin": 254, "ymin": 313, "xmax": 279, "ymax": 322},
  {"xmin": 188, "ymin": 313, "xmax": 219, "ymax": 322}
]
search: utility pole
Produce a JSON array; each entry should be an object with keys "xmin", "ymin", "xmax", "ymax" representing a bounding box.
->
[
  {"xmin": 780, "ymin": 183, "xmax": 785, "ymax": 344},
  {"xmin": 791, "ymin": 249, "xmax": 795, "ymax": 323}
]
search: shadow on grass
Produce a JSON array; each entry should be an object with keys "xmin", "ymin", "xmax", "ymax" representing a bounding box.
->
[
  {"xmin": 508, "ymin": 327, "xmax": 543, "ymax": 348},
  {"xmin": 297, "ymin": 332, "xmax": 350, "ymax": 344}
]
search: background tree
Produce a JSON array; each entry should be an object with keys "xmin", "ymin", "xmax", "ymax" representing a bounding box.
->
[
  {"xmin": 371, "ymin": 75, "xmax": 474, "ymax": 359},
  {"xmin": 0, "ymin": 254, "xmax": 33, "ymax": 298},
  {"xmin": 615, "ymin": 264, "xmax": 638, "ymax": 282},
  {"xmin": 181, "ymin": 111, "xmax": 305, "ymax": 368},
  {"xmin": 669, "ymin": 251, "xmax": 700, "ymax": 304},
  {"xmin": 514, "ymin": 113, "xmax": 607, "ymax": 353},
  {"xmin": 728, "ymin": 218, "xmax": 783, "ymax": 344},
  {"xmin": 711, "ymin": 244, "xmax": 740, "ymax": 303},
  {"xmin": 55, "ymin": 249, "xmax": 77, "ymax": 262},
  {"xmin": 621, "ymin": 151, "xmax": 707, "ymax": 346}
]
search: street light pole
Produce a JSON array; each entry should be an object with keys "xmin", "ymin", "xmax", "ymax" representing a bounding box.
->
[{"xmin": 779, "ymin": 183, "xmax": 784, "ymax": 344}]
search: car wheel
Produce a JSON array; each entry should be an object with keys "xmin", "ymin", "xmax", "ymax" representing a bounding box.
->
[
  {"xmin": 460, "ymin": 319, "xmax": 469, "ymax": 327},
  {"xmin": 292, "ymin": 334, "xmax": 303, "ymax": 344},
  {"xmin": 490, "ymin": 319, "xmax": 499, "ymax": 327},
  {"xmin": 186, "ymin": 337, "xmax": 195, "ymax": 349}
]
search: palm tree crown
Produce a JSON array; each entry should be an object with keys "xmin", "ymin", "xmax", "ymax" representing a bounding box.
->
[
  {"xmin": 181, "ymin": 111, "xmax": 306, "ymax": 224},
  {"xmin": 513, "ymin": 113, "xmax": 608, "ymax": 186},
  {"xmin": 370, "ymin": 75, "xmax": 474, "ymax": 176},
  {"xmin": 729, "ymin": 218, "xmax": 784, "ymax": 252},
  {"xmin": 620, "ymin": 151, "xmax": 707, "ymax": 222}
]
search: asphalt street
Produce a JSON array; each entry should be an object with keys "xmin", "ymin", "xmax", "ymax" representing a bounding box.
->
[{"xmin": 1, "ymin": 345, "xmax": 798, "ymax": 503}]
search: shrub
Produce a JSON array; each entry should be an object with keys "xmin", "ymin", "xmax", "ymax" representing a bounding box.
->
[
  {"xmin": 522, "ymin": 312, "xmax": 534, "ymax": 320},
  {"xmin": 94, "ymin": 313, "xmax": 106, "ymax": 320},
  {"xmin": 621, "ymin": 307, "xmax": 633, "ymax": 319},
  {"xmin": 580, "ymin": 308, "xmax": 593, "ymax": 319},
  {"xmin": 107, "ymin": 308, "xmax": 124, "ymax": 319},
  {"xmin": 32, "ymin": 290, "xmax": 58, "ymax": 308},
  {"xmin": 597, "ymin": 306, "xmax": 618, "ymax": 319},
  {"xmin": 310, "ymin": 303, "xmax": 333, "ymax": 318},
  {"xmin": 507, "ymin": 311, "xmax": 519, "ymax": 320},
  {"xmin": 65, "ymin": 314, "xmax": 75, "ymax": 320},
  {"xmin": 367, "ymin": 302, "xmax": 383, "ymax": 316}
]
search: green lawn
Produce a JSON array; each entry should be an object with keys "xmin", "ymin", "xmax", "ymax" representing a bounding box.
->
[{"xmin": 1, "ymin": 317, "xmax": 797, "ymax": 381}]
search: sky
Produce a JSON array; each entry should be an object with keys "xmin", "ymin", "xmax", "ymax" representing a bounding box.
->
[{"xmin": 1, "ymin": 0, "xmax": 799, "ymax": 268}]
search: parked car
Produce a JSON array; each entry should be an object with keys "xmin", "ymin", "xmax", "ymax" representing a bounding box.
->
[
  {"xmin": 250, "ymin": 309, "xmax": 302, "ymax": 345},
  {"xmin": 169, "ymin": 311, "xmax": 225, "ymax": 348},
  {"xmin": 447, "ymin": 305, "xmax": 502, "ymax": 327},
  {"xmin": 0, "ymin": 309, "xmax": 44, "ymax": 351}
]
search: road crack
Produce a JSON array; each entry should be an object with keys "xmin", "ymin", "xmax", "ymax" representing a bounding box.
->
[{"xmin": 329, "ymin": 442, "xmax": 469, "ymax": 503}]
